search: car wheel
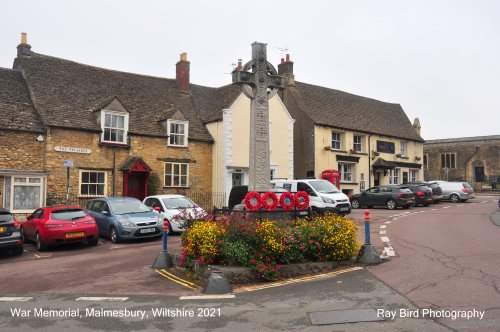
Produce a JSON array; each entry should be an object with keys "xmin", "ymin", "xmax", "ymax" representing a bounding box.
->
[
  {"xmin": 351, "ymin": 199, "xmax": 360, "ymax": 209},
  {"xmin": 110, "ymin": 226, "xmax": 120, "ymax": 244},
  {"xmin": 20, "ymin": 227, "xmax": 28, "ymax": 243},
  {"xmin": 12, "ymin": 245, "xmax": 23, "ymax": 256},
  {"xmin": 36, "ymin": 232, "xmax": 48, "ymax": 251},
  {"xmin": 88, "ymin": 237, "xmax": 98, "ymax": 246},
  {"xmin": 386, "ymin": 199, "xmax": 396, "ymax": 210},
  {"xmin": 450, "ymin": 194, "xmax": 460, "ymax": 203}
]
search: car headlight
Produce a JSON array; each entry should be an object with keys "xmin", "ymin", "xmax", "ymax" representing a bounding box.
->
[
  {"xmin": 117, "ymin": 220, "xmax": 135, "ymax": 227},
  {"xmin": 322, "ymin": 197, "xmax": 335, "ymax": 204}
]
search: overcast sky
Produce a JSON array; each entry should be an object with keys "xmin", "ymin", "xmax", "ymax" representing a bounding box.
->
[{"xmin": 1, "ymin": 0, "xmax": 499, "ymax": 140}]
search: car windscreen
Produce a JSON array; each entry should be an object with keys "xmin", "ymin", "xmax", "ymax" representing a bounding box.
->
[
  {"xmin": 51, "ymin": 209, "xmax": 87, "ymax": 220},
  {"xmin": 308, "ymin": 181, "xmax": 340, "ymax": 194},
  {"xmin": 0, "ymin": 212, "xmax": 13, "ymax": 222},
  {"xmin": 109, "ymin": 200, "xmax": 151, "ymax": 215},
  {"xmin": 162, "ymin": 197, "xmax": 196, "ymax": 210}
]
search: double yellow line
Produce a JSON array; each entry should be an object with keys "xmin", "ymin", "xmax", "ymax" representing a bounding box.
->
[{"xmin": 154, "ymin": 269, "xmax": 202, "ymax": 290}]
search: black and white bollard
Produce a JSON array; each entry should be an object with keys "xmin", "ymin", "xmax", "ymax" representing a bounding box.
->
[
  {"xmin": 356, "ymin": 210, "xmax": 382, "ymax": 265},
  {"xmin": 152, "ymin": 220, "xmax": 173, "ymax": 269}
]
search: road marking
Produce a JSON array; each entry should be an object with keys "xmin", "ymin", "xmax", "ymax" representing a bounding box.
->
[
  {"xmin": 480, "ymin": 201, "xmax": 488, "ymax": 204},
  {"xmin": 180, "ymin": 294, "xmax": 235, "ymax": 300},
  {"xmin": 379, "ymin": 230, "xmax": 386, "ymax": 235},
  {"xmin": 381, "ymin": 237, "xmax": 390, "ymax": 243},
  {"xmin": 442, "ymin": 206, "xmax": 451, "ymax": 209},
  {"xmin": 384, "ymin": 221, "xmax": 392, "ymax": 224},
  {"xmin": 0, "ymin": 297, "xmax": 33, "ymax": 302},
  {"xmin": 76, "ymin": 297, "xmax": 129, "ymax": 301},
  {"xmin": 392, "ymin": 218, "xmax": 398, "ymax": 221},
  {"xmin": 235, "ymin": 267, "xmax": 364, "ymax": 293},
  {"xmin": 456, "ymin": 205, "xmax": 463, "ymax": 207},
  {"xmin": 154, "ymin": 269, "xmax": 202, "ymax": 290},
  {"xmin": 109, "ymin": 245, "xmax": 125, "ymax": 249},
  {"xmin": 430, "ymin": 208, "xmax": 437, "ymax": 211},
  {"xmin": 380, "ymin": 225, "xmax": 386, "ymax": 229},
  {"xmin": 33, "ymin": 253, "xmax": 51, "ymax": 258},
  {"xmin": 382, "ymin": 246, "xmax": 397, "ymax": 257}
]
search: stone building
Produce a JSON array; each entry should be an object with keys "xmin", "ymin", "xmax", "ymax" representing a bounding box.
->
[
  {"xmin": 1, "ymin": 34, "xmax": 225, "ymax": 214},
  {"xmin": 277, "ymin": 55, "xmax": 424, "ymax": 195},
  {"xmin": 423, "ymin": 135, "xmax": 500, "ymax": 189}
]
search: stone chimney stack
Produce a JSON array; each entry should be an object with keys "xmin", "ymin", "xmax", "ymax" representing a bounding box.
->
[
  {"xmin": 277, "ymin": 53, "xmax": 295, "ymax": 86},
  {"xmin": 413, "ymin": 118, "xmax": 421, "ymax": 136},
  {"xmin": 17, "ymin": 32, "xmax": 32, "ymax": 58},
  {"xmin": 176, "ymin": 52, "xmax": 190, "ymax": 93},
  {"xmin": 236, "ymin": 59, "xmax": 242, "ymax": 70}
]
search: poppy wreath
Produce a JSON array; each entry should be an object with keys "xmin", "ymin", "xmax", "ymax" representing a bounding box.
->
[
  {"xmin": 261, "ymin": 191, "xmax": 279, "ymax": 211},
  {"xmin": 279, "ymin": 191, "xmax": 296, "ymax": 211},
  {"xmin": 244, "ymin": 191, "xmax": 263, "ymax": 211},
  {"xmin": 294, "ymin": 191, "xmax": 310, "ymax": 210}
]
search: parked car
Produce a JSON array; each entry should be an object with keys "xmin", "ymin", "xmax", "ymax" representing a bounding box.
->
[
  {"xmin": 350, "ymin": 185, "xmax": 415, "ymax": 210},
  {"xmin": 22, "ymin": 206, "xmax": 98, "ymax": 251},
  {"xmin": 271, "ymin": 179, "xmax": 351, "ymax": 215},
  {"xmin": 0, "ymin": 208, "xmax": 23, "ymax": 255},
  {"xmin": 433, "ymin": 181, "xmax": 475, "ymax": 203},
  {"xmin": 402, "ymin": 183, "xmax": 433, "ymax": 206},
  {"xmin": 85, "ymin": 197, "xmax": 162, "ymax": 243},
  {"xmin": 402, "ymin": 181, "xmax": 443, "ymax": 204},
  {"xmin": 143, "ymin": 195, "xmax": 206, "ymax": 233}
]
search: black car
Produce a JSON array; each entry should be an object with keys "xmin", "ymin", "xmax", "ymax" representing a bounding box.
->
[
  {"xmin": 403, "ymin": 181, "xmax": 443, "ymax": 203},
  {"xmin": 402, "ymin": 184, "xmax": 433, "ymax": 206},
  {"xmin": 350, "ymin": 185, "xmax": 415, "ymax": 210},
  {"xmin": 0, "ymin": 208, "xmax": 23, "ymax": 256}
]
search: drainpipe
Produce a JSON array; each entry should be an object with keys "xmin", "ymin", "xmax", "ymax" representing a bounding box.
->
[
  {"xmin": 112, "ymin": 147, "xmax": 116, "ymax": 196},
  {"xmin": 368, "ymin": 135, "xmax": 372, "ymax": 188},
  {"xmin": 464, "ymin": 146, "xmax": 479, "ymax": 182}
]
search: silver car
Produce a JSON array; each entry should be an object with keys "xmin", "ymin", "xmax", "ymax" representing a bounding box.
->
[{"xmin": 434, "ymin": 181, "xmax": 475, "ymax": 203}]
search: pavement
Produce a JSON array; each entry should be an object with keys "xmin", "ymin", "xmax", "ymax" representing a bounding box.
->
[{"xmin": 0, "ymin": 268, "xmax": 452, "ymax": 331}]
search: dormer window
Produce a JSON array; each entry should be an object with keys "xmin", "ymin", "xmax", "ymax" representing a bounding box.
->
[
  {"xmin": 101, "ymin": 111, "xmax": 128, "ymax": 144},
  {"xmin": 168, "ymin": 120, "xmax": 188, "ymax": 147}
]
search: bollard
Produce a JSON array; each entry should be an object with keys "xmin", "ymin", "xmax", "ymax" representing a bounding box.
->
[
  {"xmin": 356, "ymin": 209, "xmax": 382, "ymax": 265},
  {"xmin": 152, "ymin": 220, "xmax": 173, "ymax": 269},
  {"xmin": 364, "ymin": 209, "xmax": 371, "ymax": 244}
]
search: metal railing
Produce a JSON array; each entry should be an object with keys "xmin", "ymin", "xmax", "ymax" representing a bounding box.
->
[{"xmin": 161, "ymin": 191, "xmax": 228, "ymax": 211}]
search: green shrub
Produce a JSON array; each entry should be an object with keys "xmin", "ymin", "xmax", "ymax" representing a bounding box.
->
[
  {"xmin": 221, "ymin": 239, "xmax": 252, "ymax": 266},
  {"xmin": 147, "ymin": 172, "xmax": 160, "ymax": 196}
]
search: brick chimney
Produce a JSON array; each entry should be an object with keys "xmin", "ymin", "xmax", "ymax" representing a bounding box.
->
[
  {"xmin": 278, "ymin": 53, "xmax": 294, "ymax": 86},
  {"xmin": 236, "ymin": 59, "xmax": 242, "ymax": 70},
  {"xmin": 17, "ymin": 32, "xmax": 32, "ymax": 58},
  {"xmin": 176, "ymin": 52, "xmax": 190, "ymax": 93}
]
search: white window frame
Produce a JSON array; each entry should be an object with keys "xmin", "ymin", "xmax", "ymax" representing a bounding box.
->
[
  {"xmin": 3, "ymin": 175, "xmax": 45, "ymax": 213},
  {"xmin": 164, "ymin": 162, "xmax": 189, "ymax": 187},
  {"xmin": 101, "ymin": 110, "xmax": 129, "ymax": 144},
  {"xmin": 389, "ymin": 168, "xmax": 400, "ymax": 184},
  {"xmin": 410, "ymin": 169, "xmax": 418, "ymax": 182},
  {"xmin": 79, "ymin": 170, "xmax": 107, "ymax": 197},
  {"xmin": 338, "ymin": 162, "xmax": 354, "ymax": 183},
  {"xmin": 353, "ymin": 135, "xmax": 363, "ymax": 153},
  {"xmin": 167, "ymin": 120, "xmax": 189, "ymax": 147},
  {"xmin": 331, "ymin": 132, "xmax": 342, "ymax": 150},
  {"xmin": 400, "ymin": 141, "xmax": 408, "ymax": 157}
]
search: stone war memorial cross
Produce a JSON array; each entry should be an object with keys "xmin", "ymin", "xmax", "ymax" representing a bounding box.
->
[{"xmin": 232, "ymin": 42, "xmax": 286, "ymax": 192}]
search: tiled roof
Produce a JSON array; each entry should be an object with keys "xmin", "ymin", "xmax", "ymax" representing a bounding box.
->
[
  {"xmin": 288, "ymin": 81, "xmax": 423, "ymax": 141},
  {"xmin": 191, "ymin": 83, "xmax": 242, "ymax": 123},
  {"xmin": 425, "ymin": 135, "xmax": 500, "ymax": 144},
  {"xmin": 0, "ymin": 67, "xmax": 44, "ymax": 132},
  {"xmin": 15, "ymin": 53, "xmax": 216, "ymax": 141}
]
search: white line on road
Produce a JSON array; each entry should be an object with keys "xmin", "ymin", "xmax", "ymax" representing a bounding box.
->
[
  {"xmin": 430, "ymin": 208, "xmax": 437, "ymax": 211},
  {"xmin": 180, "ymin": 294, "xmax": 236, "ymax": 300},
  {"xmin": 109, "ymin": 246, "xmax": 125, "ymax": 250},
  {"xmin": 75, "ymin": 297, "xmax": 129, "ymax": 302},
  {"xmin": 456, "ymin": 205, "xmax": 463, "ymax": 207},
  {"xmin": 379, "ymin": 230, "xmax": 386, "ymax": 235},
  {"xmin": 380, "ymin": 225, "xmax": 387, "ymax": 229},
  {"xmin": 442, "ymin": 206, "xmax": 451, "ymax": 209},
  {"xmin": 480, "ymin": 201, "xmax": 488, "ymax": 204},
  {"xmin": 381, "ymin": 237, "xmax": 390, "ymax": 243},
  {"xmin": 0, "ymin": 297, "xmax": 33, "ymax": 302},
  {"xmin": 385, "ymin": 221, "xmax": 392, "ymax": 224}
]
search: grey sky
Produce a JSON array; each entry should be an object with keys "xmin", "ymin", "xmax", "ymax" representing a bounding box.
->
[{"xmin": 1, "ymin": 0, "xmax": 499, "ymax": 140}]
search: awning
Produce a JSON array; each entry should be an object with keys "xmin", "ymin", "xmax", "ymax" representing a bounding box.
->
[
  {"xmin": 371, "ymin": 158, "xmax": 396, "ymax": 170},
  {"xmin": 120, "ymin": 157, "xmax": 151, "ymax": 172}
]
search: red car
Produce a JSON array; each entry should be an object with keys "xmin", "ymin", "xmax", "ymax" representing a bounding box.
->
[{"xmin": 22, "ymin": 206, "xmax": 98, "ymax": 251}]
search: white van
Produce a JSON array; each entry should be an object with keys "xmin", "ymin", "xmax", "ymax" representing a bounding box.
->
[{"xmin": 271, "ymin": 179, "xmax": 351, "ymax": 215}]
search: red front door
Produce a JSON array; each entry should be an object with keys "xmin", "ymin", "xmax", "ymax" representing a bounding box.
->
[{"xmin": 126, "ymin": 172, "xmax": 147, "ymax": 201}]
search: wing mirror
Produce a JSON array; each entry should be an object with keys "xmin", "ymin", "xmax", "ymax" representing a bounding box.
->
[{"xmin": 154, "ymin": 207, "xmax": 161, "ymax": 212}]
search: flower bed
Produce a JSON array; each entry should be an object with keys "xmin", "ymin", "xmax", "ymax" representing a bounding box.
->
[{"xmin": 179, "ymin": 212, "xmax": 361, "ymax": 281}]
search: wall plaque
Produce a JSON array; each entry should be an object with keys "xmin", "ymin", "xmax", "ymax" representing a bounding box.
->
[
  {"xmin": 376, "ymin": 141, "xmax": 395, "ymax": 154},
  {"xmin": 55, "ymin": 146, "xmax": 92, "ymax": 154}
]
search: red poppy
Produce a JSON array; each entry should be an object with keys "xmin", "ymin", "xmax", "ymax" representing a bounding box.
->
[
  {"xmin": 261, "ymin": 191, "xmax": 279, "ymax": 211},
  {"xmin": 279, "ymin": 191, "xmax": 296, "ymax": 211},
  {"xmin": 244, "ymin": 191, "xmax": 262, "ymax": 211},
  {"xmin": 295, "ymin": 191, "xmax": 310, "ymax": 210}
]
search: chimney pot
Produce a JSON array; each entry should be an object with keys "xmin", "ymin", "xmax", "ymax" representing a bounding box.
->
[
  {"xmin": 180, "ymin": 52, "xmax": 187, "ymax": 61},
  {"xmin": 286, "ymin": 54, "xmax": 290, "ymax": 62},
  {"xmin": 281, "ymin": 57, "xmax": 284, "ymax": 64},
  {"xmin": 237, "ymin": 59, "xmax": 242, "ymax": 70},
  {"xmin": 21, "ymin": 32, "xmax": 27, "ymax": 44}
]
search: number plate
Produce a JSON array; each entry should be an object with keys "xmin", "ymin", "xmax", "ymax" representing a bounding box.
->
[
  {"xmin": 340, "ymin": 207, "xmax": 349, "ymax": 212},
  {"xmin": 140, "ymin": 228, "xmax": 156, "ymax": 234},
  {"xmin": 65, "ymin": 232, "xmax": 85, "ymax": 238}
]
